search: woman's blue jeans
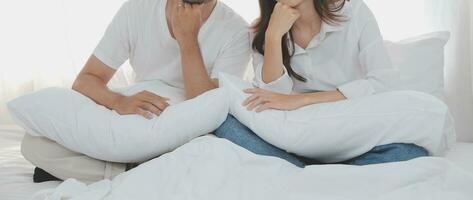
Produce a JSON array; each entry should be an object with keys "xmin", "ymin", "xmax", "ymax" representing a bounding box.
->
[{"xmin": 214, "ymin": 115, "xmax": 428, "ymax": 168}]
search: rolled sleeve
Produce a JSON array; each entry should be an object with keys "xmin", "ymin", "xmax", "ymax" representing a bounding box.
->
[
  {"xmin": 338, "ymin": 3, "xmax": 400, "ymax": 99},
  {"xmin": 338, "ymin": 79, "xmax": 374, "ymax": 99},
  {"xmin": 252, "ymin": 52, "xmax": 294, "ymax": 94}
]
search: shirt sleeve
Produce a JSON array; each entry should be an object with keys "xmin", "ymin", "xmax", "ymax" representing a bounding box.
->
[
  {"xmin": 252, "ymin": 51, "xmax": 294, "ymax": 94},
  {"xmin": 210, "ymin": 29, "xmax": 252, "ymax": 80},
  {"xmin": 93, "ymin": 2, "xmax": 131, "ymax": 70},
  {"xmin": 337, "ymin": 3, "xmax": 400, "ymax": 99}
]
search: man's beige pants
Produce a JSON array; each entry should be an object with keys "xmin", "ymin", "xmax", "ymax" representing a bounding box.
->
[{"xmin": 21, "ymin": 134, "xmax": 127, "ymax": 184}]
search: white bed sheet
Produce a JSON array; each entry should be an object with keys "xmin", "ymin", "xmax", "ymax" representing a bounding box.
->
[
  {"xmin": 0, "ymin": 125, "xmax": 472, "ymax": 200},
  {"xmin": 446, "ymin": 142, "xmax": 473, "ymax": 174},
  {"xmin": 0, "ymin": 126, "xmax": 59, "ymax": 200}
]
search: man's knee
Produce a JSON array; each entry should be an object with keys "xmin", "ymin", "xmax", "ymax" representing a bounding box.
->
[{"xmin": 21, "ymin": 134, "xmax": 126, "ymax": 183}]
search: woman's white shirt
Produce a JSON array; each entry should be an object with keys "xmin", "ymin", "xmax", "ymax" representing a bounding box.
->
[{"xmin": 253, "ymin": 0, "xmax": 400, "ymax": 99}]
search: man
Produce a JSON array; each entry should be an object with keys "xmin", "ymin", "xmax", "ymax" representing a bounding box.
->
[{"xmin": 21, "ymin": 0, "xmax": 250, "ymax": 183}]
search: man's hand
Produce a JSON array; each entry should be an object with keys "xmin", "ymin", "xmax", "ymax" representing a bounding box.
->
[
  {"xmin": 112, "ymin": 91, "xmax": 170, "ymax": 119},
  {"xmin": 171, "ymin": 1, "xmax": 203, "ymax": 45}
]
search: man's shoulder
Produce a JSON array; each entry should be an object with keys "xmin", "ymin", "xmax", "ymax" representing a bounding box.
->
[
  {"xmin": 213, "ymin": 2, "xmax": 250, "ymax": 36},
  {"xmin": 122, "ymin": 0, "xmax": 162, "ymax": 13}
]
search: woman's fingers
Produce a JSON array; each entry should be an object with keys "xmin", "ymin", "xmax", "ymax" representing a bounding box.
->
[
  {"xmin": 243, "ymin": 88, "xmax": 276, "ymax": 111},
  {"xmin": 243, "ymin": 94, "xmax": 259, "ymax": 106},
  {"xmin": 246, "ymin": 96, "xmax": 268, "ymax": 111},
  {"xmin": 244, "ymin": 88, "xmax": 263, "ymax": 94},
  {"xmin": 255, "ymin": 103, "xmax": 273, "ymax": 113}
]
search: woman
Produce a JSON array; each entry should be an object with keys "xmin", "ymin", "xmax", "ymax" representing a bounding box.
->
[{"xmin": 215, "ymin": 0, "xmax": 428, "ymax": 167}]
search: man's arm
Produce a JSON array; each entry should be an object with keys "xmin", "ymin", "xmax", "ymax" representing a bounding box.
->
[
  {"xmin": 72, "ymin": 55, "xmax": 123, "ymax": 110},
  {"xmin": 73, "ymin": 56, "xmax": 169, "ymax": 119},
  {"xmin": 179, "ymin": 40, "xmax": 218, "ymax": 99},
  {"xmin": 172, "ymin": 2, "xmax": 218, "ymax": 99}
]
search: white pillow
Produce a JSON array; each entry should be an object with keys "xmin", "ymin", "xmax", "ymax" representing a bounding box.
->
[
  {"xmin": 7, "ymin": 81, "xmax": 229, "ymax": 163},
  {"xmin": 219, "ymin": 73, "xmax": 455, "ymax": 163},
  {"xmin": 385, "ymin": 31, "xmax": 450, "ymax": 100}
]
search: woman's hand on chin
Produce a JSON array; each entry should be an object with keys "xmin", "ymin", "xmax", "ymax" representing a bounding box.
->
[
  {"xmin": 242, "ymin": 88, "xmax": 307, "ymax": 113},
  {"xmin": 266, "ymin": 2, "xmax": 300, "ymax": 39}
]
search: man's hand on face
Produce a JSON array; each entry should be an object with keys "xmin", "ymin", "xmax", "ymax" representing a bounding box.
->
[
  {"xmin": 171, "ymin": 0, "xmax": 203, "ymax": 45},
  {"xmin": 112, "ymin": 91, "xmax": 170, "ymax": 119}
]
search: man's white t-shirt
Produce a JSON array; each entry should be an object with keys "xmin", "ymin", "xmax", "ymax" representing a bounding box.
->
[{"xmin": 94, "ymin": 0, "xmax": 251, "ymax": 89}]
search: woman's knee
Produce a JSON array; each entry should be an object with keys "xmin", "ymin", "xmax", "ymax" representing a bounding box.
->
[
  {"xmin": 215, "ymin": 115, "xmax": 247, "ymax": 138},
  {"xmin": 349, "ymin": 143, "xmax": 428, "ymax": 165}
]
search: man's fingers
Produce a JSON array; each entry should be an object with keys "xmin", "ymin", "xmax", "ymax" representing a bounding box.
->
[
  {"xmin": 183, "ymin": 2, "xmax": 190, "ymax": 9},
  {"xmin": 151, "ymin": 100, "xmax": 170, "ymax": 111},
  {"xmin": 139, "ymin": 103, "xmax": 162, "ymax": 116},
  {"xmin": 177, "ymin": 0, "xmax": 184, "ymax": 8},
  {"xmin": 136, "ymin": 108, "xmax": 154, "ymax": 119},
  {"xmin": 140, "ymin": 91, "xmax": 170, "ymax": 103},
  {"xmin": 142, "ymin": 96, "xmax": 170, "ymax": 111},
  {"xmin": 191, "ymin": 3, "xmax": 203, "ymax": 10}
]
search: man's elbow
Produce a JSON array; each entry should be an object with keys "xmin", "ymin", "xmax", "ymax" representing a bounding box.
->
[
  {"xmin": 71, "ymin": 78, "xmax": 82, "ymax": 92},
  {"xmin": 185, "ymin": 83, "xmax": 218, "ymax": 100}
]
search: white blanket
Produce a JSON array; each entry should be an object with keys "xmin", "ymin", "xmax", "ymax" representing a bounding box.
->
[{"xmin": 34, "ymin": 136, "xmax": 473, "ymax": 200}]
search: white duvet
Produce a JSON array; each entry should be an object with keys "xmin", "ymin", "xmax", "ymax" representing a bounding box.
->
[{"xmin": 34, "ymin": 136, "xmax": 473, "ymax": 200}]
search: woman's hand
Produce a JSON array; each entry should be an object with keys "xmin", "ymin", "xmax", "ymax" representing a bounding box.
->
[
  {"xmin": 266, "ymin": 2, "xmax": 300, "ymax": 38},
  {"xmin": 171, "ymin": 1, "xmax": 203, "ymax": 45},
  {"xmin": 243, "ymin": 88, "xmax": 307, "ymax": 112},
  {"xmin": 112, "ymin": 91, "xmax": 170, "ymax": 119}
]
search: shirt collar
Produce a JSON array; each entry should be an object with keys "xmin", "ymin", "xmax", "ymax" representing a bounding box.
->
[{"xmin": 292, "ymin": 1, "xmax": 353, "ymax": 54}]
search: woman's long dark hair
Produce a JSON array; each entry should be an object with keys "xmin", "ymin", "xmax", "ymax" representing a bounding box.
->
[{"xmin": 252, "ymin": 0, "xmax": 349, "ymax": 82}]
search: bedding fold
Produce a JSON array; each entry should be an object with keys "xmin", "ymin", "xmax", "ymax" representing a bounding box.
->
[{"xmin": 33, "ymin": 136, "xmax": 473, "ymax": 200}]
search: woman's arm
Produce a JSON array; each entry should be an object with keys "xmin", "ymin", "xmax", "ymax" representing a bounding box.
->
[
  {"xmin": 337, "ymin": 3, "xmax": 400, "ymax": 99},
  {"xmin": 243, "ymin": 88, "xmax": 346, "ymax": 112},
  {"xmin": 252, "ymin": 3, "xmax": 300, "ymax": 94},
  {"xmin": 262, "ymin": 33, "xmax": 286, "ymax": 84}
]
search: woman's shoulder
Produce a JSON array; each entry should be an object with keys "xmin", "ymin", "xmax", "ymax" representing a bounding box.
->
[{"xmin": 342, "ymin": 0, "xmax": 378, "ymax": 30}]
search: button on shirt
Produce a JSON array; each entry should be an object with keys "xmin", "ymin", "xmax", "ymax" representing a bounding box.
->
[
  {"xmin": 94, "ymin": 0, "xmax": 251, "ymax": 89},
  {"xmin": 253, "ymin": 0, "xmax": 400, "ymax": 99}
]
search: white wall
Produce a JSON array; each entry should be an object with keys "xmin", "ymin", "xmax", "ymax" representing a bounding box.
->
[{"xmin": 1, "ymin": 0, "xmax": 472, "ymax": 142}]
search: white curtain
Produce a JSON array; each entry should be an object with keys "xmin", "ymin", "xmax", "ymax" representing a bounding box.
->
[
  {"xmin": 431, "ymin": 0, "xmax": 473, "ymax": 142},
  {"xmin": 0, "ymin": 0, "xmax": 258, "ymax": 125},
  {"xmin": 366, "ymin": 0, "xmax": 473, "ymax": 142},
  {"xmin": 1, "ymin": 0, "xmax": 472, "ymax": 142},
  {"xmin": 0, "ymin": 0, "xmax": 132, "ymax": 124}
]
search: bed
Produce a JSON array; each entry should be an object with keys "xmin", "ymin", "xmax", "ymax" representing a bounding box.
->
[
  {"xmin": 0, "ymin": 126, "xmax": 60, "ymax": 200},
  {"xmin": 1, "ymin": 125, "xmax": 473, "ymax": 200}
]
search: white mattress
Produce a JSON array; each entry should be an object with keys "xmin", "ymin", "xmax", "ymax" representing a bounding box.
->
[
  {"xmin": 0, "ymin": 126, "xmax": 59, "ymax": 200},
  {"xmin": 1, "ymin": 125, "xmax": 472, "ymax": 200}
]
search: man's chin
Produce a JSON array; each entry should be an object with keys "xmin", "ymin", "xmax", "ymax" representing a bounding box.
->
[
  {"xmin": 277, "ymin": 0, "xmax": 304, "ymax": 8},
  {"xmin": 183, "ymin": 0, "xmax": 208, "ymax": 5}
]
